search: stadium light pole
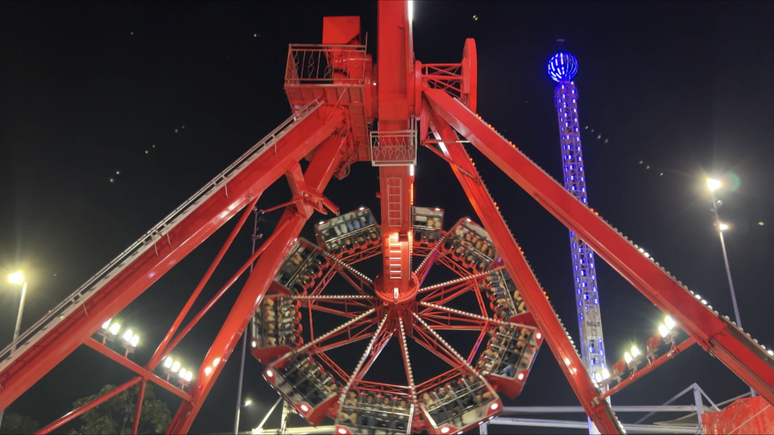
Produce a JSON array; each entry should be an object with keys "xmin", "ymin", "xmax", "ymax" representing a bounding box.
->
[
  {"xmin": 1, "ymin": 271, "xmax": 29, "ymax": 430},
  {"xmin": 708, "ymin": 179, "xmax": 753, "ymax": 397}
]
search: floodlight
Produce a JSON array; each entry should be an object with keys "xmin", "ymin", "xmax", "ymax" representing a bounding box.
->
[
  {"xmin": 102, "ymin": 319, "xmax": 112, "ymax": 330},
  {"xmin": 171, "ymin": 361, "xmax": 181, "ymax": 373},
  {"xmin": 130, "ymin": 334, "xmax": 139, "ymax": 347},
  {"xmin": 707, "ymin": 179, "xmax": 721, "ymax": 192},
  {"xmin": 658, "ymin": 324, "xmax": 669, "ymax": 337},
  {"xmin": 8, "ymin": 271, "xmax": 24, "ymax": 285},
  {"xmin": 184, "ymin": 371, "xmax": 193, "ymax": 382},
  {"xmin": 122, "ymin": 329, "xmax": 134, "ymax": 342},
  {"xmin": 178, "ymin": 368, "xmax": 187, "ymax": 379},
  {"xmin": 631, "ymin": 346, "xmax": 641, "ymax": 358},
  {"xmin": 109, "ymin": 323, "xmax": 121, "ymax": 335},
  {"xmin": 601, "ymin": 368, "xmax": 611, "ymax": 380},
  {"xmin": 665, "ymin": 316, "xmax": 676, "ymax": 330},
  {"xmin": 719, "ymin": 223, "xmax": 729, "ymax": 231},
  {"xmin": 624, "ymin": 352, "xmax": 632, "ymax": 364},
  {"xmin": 164, "ymin": 357, "xmax": 174, "ymax": 369},
  {"xmin": 244, "ymin": 400, "xmax": 252, "ymax": 407}
]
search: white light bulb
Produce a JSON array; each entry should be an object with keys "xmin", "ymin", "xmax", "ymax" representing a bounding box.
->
[
  {"xmin": 109, "ymin": 323, "xmax": 121, "ymax": 335},
  {"xmin": 122, "ymin": 329, "xmax": 134, "ymax": 342},
  {"xmin": 164, "ymin": 356, "xmax": 173, "ymax": 369},
  {"xmin": 631, "ymin": 346, "xmax": 641, "ymax": 358},
  {"xmin": 171, "ymin": 361, "xmax": 181, "ymax": 373},
  {"xmin": 204, "ymin": 366, "xmax": 213, "ymax": 375},
  {"xmin": 185, "ymin": 371, "xmax": 193, "ymax": 382},
  {"xmin": 102, "ymin": 318, "xmax": 112, "ymax": 330},
  {"xmin": 602, "ymin": 368, "xmax": 611, "ymax": 380},
  {"xmin": 130, "ymin": 335, "xmax": 139, "ymax": 347},
  {"xmin": 178, "ymin": 368, "xmax": 187, "ymax": 378},
  {"xmin": 658, "ymin": 324, "xmax": 669, "ymax": 337},
  {"xmin": 665, "ymin": 316, "xmax": 676, "ymax": 330},
  {"xmin": 624, "ymin": 352, "xmax": 633, "ymax": 364}
]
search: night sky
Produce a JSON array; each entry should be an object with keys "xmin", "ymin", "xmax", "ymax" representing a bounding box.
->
[{"xmin": 1, "ymin": 1, "xmax": 773, "ymax": 434}]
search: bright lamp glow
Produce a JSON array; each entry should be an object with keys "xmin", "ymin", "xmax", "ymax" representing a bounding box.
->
[
  {"xmin": 658, "ymin": 324, "xmax": 669, "ymax": 337},
  {"xmin": 204, "ymin": 366, "xmax": 213, "ymax": 375},
  {"xmin": 122, "ymin": 329, "xmax": 134, "ymax": 342},
  {"xmin": 536, "ymin": 332, "xmax": 542, "ymax": 340},
  {"xmin": 517, "ymin": 373, "xmax": 525, "ymax": 380},
  {"xmin": 631, "ymin": 345, "xmax": 641, "ymax": 358},
  {"xmin": 102, "ymin": 318, "xmax": 112, "ymax": 330},
  {"xmin": 109, "ymin": 323, "xmax": 121, "ymax": 336},
  {"xmin": 594, "ymin": 372, "xmax": 603, "ymax": 383},
  {"xmin": 8, "ymin": 271, "xmax": 24, "ymax": 284},
  {"xmin": 213, "ymin": 357, "xmax": 220, "ymax": 367},
  {"xmin": 601, "ymin": 368, "xmax": 611, "ymax": 380},
  {"xmin": 719, "ymin": 223, "xmax": 729, "ymax": 231},
  {"xmin": 171, "ymin": 361, "xmax": 181, "ymax": 373},
  {"xmin": 164, "ymin": 357, "xmax": 173, "ymax": 369},
  {"xmin": 407, "ymin": 0, "xmax": 414, "ymax": 21},
  {"xmin": 440, "ymin": 428, "xmax": 450, "ymax": 434},
  {"xmin": 266, "ymin": 369, "xmax": 274, "ymax": 378},
  {"xmin": 244, "ymin": 400, "xmax": 252, "ymax": 407},
  {"xmin": 130, "ymin": 334, "xmax": 140, "ymax": 347},
  {"xmin": 300, "ymin": 404, "xmax": 309, "ymax": 412},
  {"xmin": 338, "ymin": 428, "xmax": 347, "ymax": 435},
  {"xmin": 178, "ymin": 368, "xmax": 187, "ymax": 378},
  {"xmin": 707, "ymin": 178, "xmax": 721, "ymax": 192},
  {"xmin": 184, "ymin": 371, "xmax": 193, "ymax": 382},
  {"xmin": 490, "ymin": 403, "xmax": 499, "ymax": 410},
  {"xmin": 665, "ymin": 316, "xmax": 676, "ymax": 330},
  {"xmin": 251, "ymin": 340, "xmax": 257, "ymax": 348},
  {"xmin": 624, "ymin": 352, "xmax": 633, "ymax": 364}
]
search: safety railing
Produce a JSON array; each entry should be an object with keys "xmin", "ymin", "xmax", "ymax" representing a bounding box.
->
[
  {"xmin": 370, "ymin": 119, "xmax": 417, "ymax": 166},
  {"xmin": 285, "ymin": 44, "xmax": 367, "ymax": 86},
  {"xmin": 0, "ymin": 97, "xmax": 326, "ymax": 371}
]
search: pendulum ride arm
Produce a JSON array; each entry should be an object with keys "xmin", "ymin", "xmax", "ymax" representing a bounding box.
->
[
  {"xmin": 376, "ymin": 0, "xmax": 414, "ymax": 295},
  {"xmin": 425, "ymin": 105, "xmax": 624, "ymax": 434},
  {"xmin": 166, "ymin": 130, "xmax": 350, "ymax": 434},
  {"xmin": 424, "ymin": 88, "xmax": 774, "ymax": 405},
  {"xmin": 0, "ymin": 101, "xmax": 345, "ymax": 412}
]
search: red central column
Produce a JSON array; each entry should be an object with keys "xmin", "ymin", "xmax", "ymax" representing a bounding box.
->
[{"xmin": 376, "ymin": 0, "xmax": 413, "ymax": 296}]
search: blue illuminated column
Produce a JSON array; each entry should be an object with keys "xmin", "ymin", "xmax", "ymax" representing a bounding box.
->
[{"xmin": 548, "ymin": 53, "xmax": 608, "ymax": 385}]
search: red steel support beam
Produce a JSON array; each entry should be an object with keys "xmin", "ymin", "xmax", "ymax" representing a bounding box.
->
[
  {"xmin": 152, "ymin": 218, "xmax": 291, "ymax": 367},
  {"xmin": 131, "ymin": 380, "xmax": 146, "ymax": 435},
  {"xmin": 149, "ymin": 194, "xmax": 261, "ymax": 369},
  {"xmin": 166, "ymin": 131, "xmax": 349, "ymax": 433},
  {"xmin": 601, "ymin": 337, "xmax": 696, "ymax": 400},
  {"xmin": 36, "ymin": 377, "xmax": 142, "ymax": 435},
  {"xmin": 424, "ymin": 88, "xmax": 774, "ymax": 403},
  {"xmin": 425, "ymin": 104, "xmax": 623, "ymax": 433},
  {"xmin": 82, "ymin": 338, "xmax": 191, "ymax": 401},
  {"xmin": 0, "ymin": 107, "xmax": 345, "ymax": 411}
]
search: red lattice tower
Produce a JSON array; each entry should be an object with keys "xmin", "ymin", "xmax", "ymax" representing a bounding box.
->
[{"xmin": 1, "ymin": 3, "xmax": 773, "ymax": 434}]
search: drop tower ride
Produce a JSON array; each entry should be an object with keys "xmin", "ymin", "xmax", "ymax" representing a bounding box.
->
[{"xmin": 549, "ymin": 53, "xmax": 608, "ymax": 392}]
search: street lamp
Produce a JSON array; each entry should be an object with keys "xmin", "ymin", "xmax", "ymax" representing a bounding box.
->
[
  {"xmin": 708, "ymin": 178, "xmax": 753, "ymax": 397},
  {"xmin": 7, "ymin": 272, "xmax": 28, "ymax": 353}
]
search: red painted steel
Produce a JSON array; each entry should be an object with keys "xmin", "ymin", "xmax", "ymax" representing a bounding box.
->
[
  {"xmin": 82, "ymin": 338, "xmax": 192, "ymax": 401},
  {"xmin": 166, "ymin": 132, "xmax": 349, "ymax": 433},
  {"xmin": 425, "ymin": 107, "xmax": 623, "ymax": 433},
  {"xmin": 0, "ymin": 108, "xmax": 345, "ymax": 411},
  {"xmin": 149, "ymin": 194, "xmax": 261, "ymax": 369},
  {"xmin": 132, "ymin": 380, "xmax": 146, "ymax": 435},
  {"xmin": 424, "ymin": 88, "xmax": 774, "ymax": 404}
]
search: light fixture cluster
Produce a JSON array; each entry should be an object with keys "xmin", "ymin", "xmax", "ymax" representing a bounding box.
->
[
  {"xmin": 162, "ymin": 356, "xmax": 193, "ymax": 386},
  {"xmin": 592, "ymin": 315, "xmax": 680, "ymax": 387},
  {"xmin": 98, "ymin": 318, "xmax": 140, "ymax": 356}
]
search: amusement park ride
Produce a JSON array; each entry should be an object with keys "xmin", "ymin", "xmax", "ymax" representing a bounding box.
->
[{"xmin": 1, "ymin": 1, "xmax": 774, "ymax": 434}]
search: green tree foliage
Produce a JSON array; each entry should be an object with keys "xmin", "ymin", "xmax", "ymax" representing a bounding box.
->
[
  {"xmin": 68, "ymin": 382, "xmax": 170, "ymax": 435},
  {"xmin": 0, "ymin": 411, "xmax": 40, "ymax": 434}
]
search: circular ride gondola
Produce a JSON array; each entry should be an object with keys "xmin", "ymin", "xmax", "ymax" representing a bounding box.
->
[{"xmin": 251, "ymin": 206, "xmax": 544, "ymax": 434}]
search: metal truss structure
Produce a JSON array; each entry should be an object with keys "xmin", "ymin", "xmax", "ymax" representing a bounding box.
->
[{"xmin": 1, "ymin": 2, "xmax": 773, "ymax": 434}]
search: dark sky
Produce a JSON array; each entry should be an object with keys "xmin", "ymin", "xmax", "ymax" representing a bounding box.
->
[{"xmin": 1, "ymin": 1, "xmax": 773, "ymax": 434}]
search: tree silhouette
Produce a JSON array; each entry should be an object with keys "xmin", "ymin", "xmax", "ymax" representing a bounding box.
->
[
  {"xmin": 0, "ymin": 411, "xmax": 39, "ymax": 434},
  {"xmin": 69, "ymin": 383, "xmax": 170, "ymax": 435}
]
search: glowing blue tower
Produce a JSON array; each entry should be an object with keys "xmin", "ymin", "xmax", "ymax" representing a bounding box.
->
[{"xmin": 548, "ymin": 53, "xmax": 608, "ymax": 389}]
